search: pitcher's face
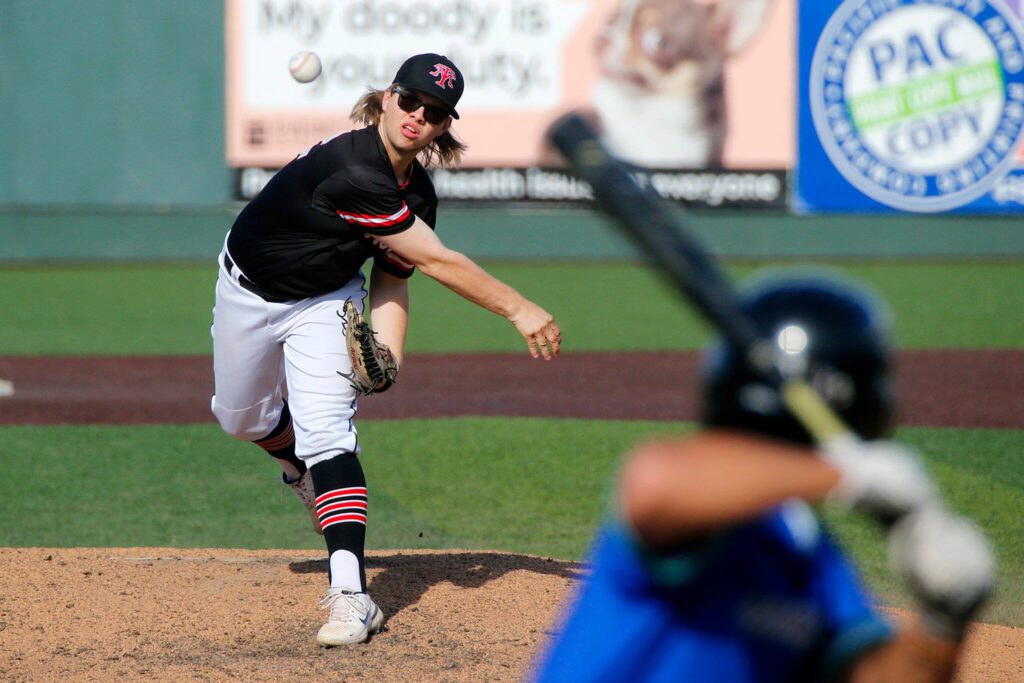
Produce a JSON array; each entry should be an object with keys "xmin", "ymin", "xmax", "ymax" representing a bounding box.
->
[{"xmin": 380, "ymin": 86, "xmax": 452, "ymax": 156}]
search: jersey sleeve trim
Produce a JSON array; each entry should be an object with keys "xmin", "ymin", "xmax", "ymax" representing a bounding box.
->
[
  {"xmin": 374, "ymin": 250, "xmax": 415, "ymax": 277},
  {"xmin": 821, "ymin": 617, "xmax": 893, "ymax": 681},
  {"xmin": 610, "ymin": 515, "xmax": 727, "ymax": 588},
  {"xmin": 363, "ymin": 234, "xmax": 416, "ymax": 278},
  {"xmin": 336, "ymin": 203, "xmax": 411, "ymax": 230},
  {"xmin": 373, "ymin": 257, "xmax": 415, "ymax": 279}
]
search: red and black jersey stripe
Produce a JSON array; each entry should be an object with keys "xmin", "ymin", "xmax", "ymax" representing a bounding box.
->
[
  {"xmin": 225, "ymin": 125, "xmax": 437, "ymax": 301},
  {"xmin": 336, "ymin": 204, "xmax": 411, "ymax": 230}
]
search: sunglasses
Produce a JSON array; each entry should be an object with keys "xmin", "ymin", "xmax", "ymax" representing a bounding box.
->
[{"xmin": 392, "ymin": 87, "xmax": 451, "ymax": 126}]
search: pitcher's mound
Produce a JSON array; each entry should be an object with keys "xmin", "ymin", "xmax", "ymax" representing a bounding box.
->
[{"xmin": 0, "ymin": 548, "xmax": 1018, "ymax": 681}]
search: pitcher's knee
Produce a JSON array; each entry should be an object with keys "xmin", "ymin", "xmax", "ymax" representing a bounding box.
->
[{"xmin": 211, "ymin": 397, "xmax": 278, "ymax": 441}]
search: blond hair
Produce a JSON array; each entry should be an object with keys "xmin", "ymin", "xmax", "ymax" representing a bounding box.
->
[{"xmin": 350, "ymin": 87, "xmax": 467, "ymax": 168}]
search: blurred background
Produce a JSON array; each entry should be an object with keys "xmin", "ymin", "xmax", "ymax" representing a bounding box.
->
[
  {"xmin": 2, "ymin": 0, "xmax": 1023, "ymax": 630},
  {"xmin": 3, "ymin": 0, "xmax": 1024, "ymax": 261}
]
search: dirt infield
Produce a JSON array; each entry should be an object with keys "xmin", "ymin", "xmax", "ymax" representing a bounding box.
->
[
  {"xmin": 1, "ymin": 351, "xmax": 1022, "ymax": 680},
  {"xmin": 1, "ymin": 350, "xmax": 1023, "ymax": 427}
]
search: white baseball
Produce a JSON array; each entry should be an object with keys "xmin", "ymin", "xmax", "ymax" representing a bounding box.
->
[{"xmin": 288, "ymin": 51, "xmax": 322, "ymax": 83}]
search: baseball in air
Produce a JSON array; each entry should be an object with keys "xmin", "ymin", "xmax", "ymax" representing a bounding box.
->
[{"xmin": 288, "ymin": 51, "xmax": 322, "ymax": 83}]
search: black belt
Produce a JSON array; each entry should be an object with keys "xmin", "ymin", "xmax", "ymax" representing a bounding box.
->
[{"xmin": 223, "ymin": 252, "xmax": 291, "ymax": 303}]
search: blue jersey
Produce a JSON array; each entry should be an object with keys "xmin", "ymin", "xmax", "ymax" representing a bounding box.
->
[{"xmin": 533, "ymin": 501, "xmax": 891, "ymax": 683}]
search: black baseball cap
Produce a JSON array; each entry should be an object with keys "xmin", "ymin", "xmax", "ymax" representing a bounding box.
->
[{"xmin": 392, "ymin": 53, "xmax": 464, "ymax": 119}]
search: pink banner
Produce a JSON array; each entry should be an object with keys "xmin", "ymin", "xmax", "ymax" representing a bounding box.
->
[{"xmin": 226, "ymin": 0, "xmax": 794, "ymax": 170}]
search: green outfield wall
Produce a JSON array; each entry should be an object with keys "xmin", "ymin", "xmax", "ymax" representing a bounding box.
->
[
  {"xmin": 2, "ymin": 3, "xmax": 1022, "ymax": 260},
  {"xmin": 2, "ymin": 207, "xmax": 1023, "ymax": 261},
  {"xmin": 0, "ymin": 2, "xmax": 228, "ymax": 206}
]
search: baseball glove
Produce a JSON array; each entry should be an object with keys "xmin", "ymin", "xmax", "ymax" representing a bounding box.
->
[{"xmin": 337, "ymin": 299, "xmax": 399, "ymax": 396}]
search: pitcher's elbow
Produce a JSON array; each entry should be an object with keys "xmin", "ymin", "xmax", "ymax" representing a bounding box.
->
[{"xmin": 417, "ymin": 247, "xmax": 464, "ymax": 281}]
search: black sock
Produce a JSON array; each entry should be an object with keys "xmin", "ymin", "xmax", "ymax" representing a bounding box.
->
[
  {"xmin": 253, "ymin": 402, "xmax": 306, "ymax": 478},
  {"xmin": 311, "ymin": 453, "xmax": 368, "ymax": 591}
]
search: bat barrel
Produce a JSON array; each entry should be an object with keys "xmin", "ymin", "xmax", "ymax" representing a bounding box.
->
[{"xmin": 548, "ymin": 113, "xmax": 763, "ymax": 352}]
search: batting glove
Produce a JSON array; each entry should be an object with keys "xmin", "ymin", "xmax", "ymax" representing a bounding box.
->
[
  {"xmin": 821, "ymin": 436, "xmax": 939, "ymax": 524},
  {"xmin": 888, "ymin": 505, "xmax": 996, "ymax": 641}
]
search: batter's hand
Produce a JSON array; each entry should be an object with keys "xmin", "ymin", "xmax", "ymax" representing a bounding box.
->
[
  {"xmin": 888, "ymin": 505, "xmax": 995, "ymax": 641},
  {"xmin": 510, "ymin": 300, "xmax": 562, "ymax": 360},
  {"xmin": 822, "ymin": 436, "xmax": 939, "ymax": 525}
]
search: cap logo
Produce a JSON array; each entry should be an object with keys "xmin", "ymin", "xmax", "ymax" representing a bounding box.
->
[{"xmin": 430, "ymin": 64, "xmax": 457, "ymax": 89}]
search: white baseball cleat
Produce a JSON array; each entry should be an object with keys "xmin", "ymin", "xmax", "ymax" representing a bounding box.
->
[
  {"xmin": 285, "ymin": 470, "xmax": 322, "ymax": 535},
  {"xmin": 317, "ymin": 589, "xmax": 385, "ymax": 646}
]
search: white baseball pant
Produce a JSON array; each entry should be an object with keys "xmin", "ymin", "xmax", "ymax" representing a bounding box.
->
[{"xmin": 211, "ymin": 249, "xmax": 365, "ymax": 467}]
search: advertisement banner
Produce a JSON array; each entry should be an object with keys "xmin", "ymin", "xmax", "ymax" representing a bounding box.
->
[
  {"xmin": 796, "ymin": 0, "xmax": 1024, "ymax": 213},
  {"xmin": 225, "ymin": 0, "xmax": 795, "ymax": 206}
]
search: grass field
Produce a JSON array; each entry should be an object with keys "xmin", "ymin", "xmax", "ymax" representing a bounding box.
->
[
  {"xmin": 1, "ymin": 261, "xmax": 1022, "ymax": 355},
  {"xmin": 2, "ymin": 261, "xmax": 1022, "ymax": 626}
]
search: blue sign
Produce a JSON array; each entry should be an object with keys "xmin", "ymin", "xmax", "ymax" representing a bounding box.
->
[{"xmin": 797, "ymin": 0, "xmax": 1024, "ymax": 213}]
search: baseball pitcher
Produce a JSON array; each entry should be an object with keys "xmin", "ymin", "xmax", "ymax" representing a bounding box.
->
[{"xmin": 211, "ymin": 53, "xmax": 561, "ymax": 647}]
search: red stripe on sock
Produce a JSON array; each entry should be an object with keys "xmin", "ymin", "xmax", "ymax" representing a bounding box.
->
[
  {"xmin": 318, "ymin": 501, "xmax": 368, "ymax": 516},
  {"xmin": 255, "ymin": 422, "xmax": 294, "ymax": 451},
  {"xmin": 315, "ymin": 487, "xmax": 368, "ymax": 505},
  {"xmin": 320, "ymin": 513, "xmax": 367, "ymax": 529}
]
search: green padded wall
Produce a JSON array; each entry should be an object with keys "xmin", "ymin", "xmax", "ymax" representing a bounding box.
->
[
  {"xmin": 0, "ymin": 1, "xmax": 228, "ymax": 205},
  {"xmin": 0, "ymin": 3, "xmax": 1020, "ymax": 260}
]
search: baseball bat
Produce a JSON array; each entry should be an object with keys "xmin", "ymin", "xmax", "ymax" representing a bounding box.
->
[{"xmin": 546, "ymin": 113, "xmax": 849, "ymax": 443}]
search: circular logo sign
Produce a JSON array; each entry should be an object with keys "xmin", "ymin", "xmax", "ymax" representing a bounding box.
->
[{"xmin": 810, "ymin": 0, "xmax": 1024, "ymax": 211}]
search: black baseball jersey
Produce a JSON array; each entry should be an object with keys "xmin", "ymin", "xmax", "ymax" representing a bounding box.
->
[{"xmin": 227, "ymin": 125, "xmax": 437, "ymax": 301}]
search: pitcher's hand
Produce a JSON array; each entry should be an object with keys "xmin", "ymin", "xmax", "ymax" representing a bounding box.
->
[{"xmin": 510, "ymin": 301, "xmax": 562, "ymax": 360}]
